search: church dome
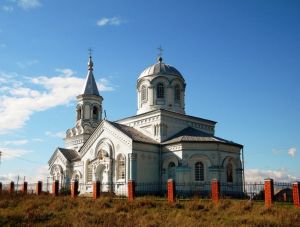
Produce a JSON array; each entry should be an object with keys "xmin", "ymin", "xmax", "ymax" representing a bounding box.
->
[
  {"xmin": 138, "ymin": 57, "xmax": 183, "ymax": 80},
  {"xmin": 136, "ymin": 57, "xmax": 186, "ymax": 115}
]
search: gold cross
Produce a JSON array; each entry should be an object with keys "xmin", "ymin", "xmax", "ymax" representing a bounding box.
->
[{"xmin": 157, "ymin": 45, "xmax": 163, "ymax": 57}]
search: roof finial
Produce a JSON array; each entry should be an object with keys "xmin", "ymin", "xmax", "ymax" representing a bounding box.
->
[
  {"xmin": 88, "ymin": 48, "xmax": 93, "ymax": 70},
  {"xmin": 157, "ymin": 45, "xmax": 163, "ymax": 62}
]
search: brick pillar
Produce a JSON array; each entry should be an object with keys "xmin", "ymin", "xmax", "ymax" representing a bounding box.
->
[
  {"xmin": 0, "ymin": 182, "xmax": 2, "ymax": 194},
  {"xmin": 9, "ymin": 181, "xmax": 14, "ymax": 194},
  {"xmin": 71, "ymin": 180, "xmax": 79, "ymax": 198},
  {"xmin": 52, "ymin": 180, "xmax": 59, "ymax": 196},
  {"xmin": 167, "ymin": 179, "xmax": 176, "ymax": 203},
  {"xmin": 211, "ymin": 179, "xmax": 220, "ymax": 205},
  {"xmin": 128, "ymin": 180, "xmax": 135, "ymax": 202},
  {"xmin": 264, "ymin": 178, "xmax": 274, "ymax": 208},
  {"xmin": 36, "ymin": 181, "xmax": 42, "ymax": 195},
  {"xmin": 293, "ymin": 182, "xmax": 300, "ymax": 208},
  {"xmin": 21, "ymin": 182, "xmax": 28, "ymax": 194},
  {"xmin": 93, "ymin": 181, "xmax": 100, "ymax": 200}
]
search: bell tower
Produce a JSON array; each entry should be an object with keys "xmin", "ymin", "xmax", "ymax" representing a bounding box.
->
[{"xmin": 65, "ymin": 54, "xmax": 103, "ymax": 151}]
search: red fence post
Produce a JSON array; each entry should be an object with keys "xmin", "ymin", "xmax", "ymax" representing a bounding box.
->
[
  {"xmin": 128, "ymin": 180, "xmax": 135, "ymax": 202},
  {"xmin": 22, "ymin": 182, "xmax": 28, "ymax": 194},
  {"xmin": 36, "ymin": 181, "xmax": 42, "ymax": 195},
  {"xmin": 293, "ymin": 182, "xmax": 300, "ymax": 208},
  {"xmin": 0, "ymin": 182, "xmax": 2, "ymax": 194},
  {"xmin": 93, "ymin": 181, "xmax": 100, "ymax": 200},
  {"xmin": 9, "ymin": 181, "xmax": 14, "ymax": 194},
  {"xmin": 52, "ymin": 180, "xmax": 59, "ymax": 196},
  {"xmin": 71, "ymin": 180, "xmax": 79, "ymax": 198},
  {"xmin": 211, "ymin": 179, "xmax": 220, "ymax": 205},
  {"xmin": 167, "ymin": 179, "xmax": 176, "ymax": 203},
  {"xmin": 264, "ymin": 178, "xmax": 274, "ymax": 208}
]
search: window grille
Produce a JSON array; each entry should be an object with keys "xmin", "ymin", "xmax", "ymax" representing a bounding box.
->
[
  {"xmin": 227, "ymin": 162, "xmax": 233, "ymax": 183},
  {"xmin": 175, "ymin": 85, "xmax": 180, "ymax": 102},
  {"xmin": 141, "ymin": 85, "xmax": 147, "ymax": 102},
  {"xmin": 117, "ymin": 155, "xmax": 125, "ymax": 180},
  {"xmin": 195, "ymin": 161, "xmax": 204, "ymax": 181},
  {"xmin": 156, "ymin": 83, "xmax": 164, "ymax": 99}
]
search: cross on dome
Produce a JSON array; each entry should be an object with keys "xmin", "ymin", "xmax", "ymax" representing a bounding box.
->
[{"xmin": 157, "ymin": 45, "xmax": 163, "ymax": 62}]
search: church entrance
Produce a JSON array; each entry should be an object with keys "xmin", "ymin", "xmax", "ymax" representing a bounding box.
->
[{"xmin": 94, "ymin": 163, "xmax": 111, "ymax": 192}]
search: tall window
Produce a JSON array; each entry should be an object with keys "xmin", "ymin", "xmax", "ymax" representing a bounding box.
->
[
  {"xmin": 87, "ymin": 161, "xmax": 93, "ymax": 182},
  {"xmin": 195, "ymin": 162, "xmax": 204, "ymax": 181},
  {"xmin": 174, "ymin": 85, "xmax": 180, "ymax": 102},
  {"xmin": 157, "ymin": 83, "xmax": 165, "ymax": 98},
  {"xmin": 117, "ymin": 155, "xmax": 125, "ymax": 180},
  {"xmin": 168, "ymin": 162, "xmax": 176, "ymax": 179},
  {"xmin": 227, "ymin": 162, "xmax": 233, "ymax": 183},
  {"xmin": 92, "ymin": 106, "xmax": 98, "ymax": 120},
  {"xmin": 77, "ymin": 106, "xmax": 82, "ymax": 120},
  {"xmin": 141, "ymin": 85, "xmax": 147, "ymax": 102}
]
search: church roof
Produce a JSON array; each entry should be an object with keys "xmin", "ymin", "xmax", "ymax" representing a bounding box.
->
[
  {"xmin": 81, "ymin": 56, "xmax": 100, "ymax": 96},
  {"xmin": 109, "ymin": 121, "xmax": 159, "ymax": 144},
  {"xmin": 58, "ymin": 148, "xmax": 81, "ymax": 161},
  {"xmin": 138, "ymin": 57, "xmax": 183, "ymax": 80},
  {"xmin": 162, "ymin": 127, "xmax": 243, "ymax": 148},
  {"xmin": 48, "ymin": 148, "xmax": 80, "ymax": 165},
  {"xmin": 117, "ymin": 108, "xmax": 217, "ymax": 125}
]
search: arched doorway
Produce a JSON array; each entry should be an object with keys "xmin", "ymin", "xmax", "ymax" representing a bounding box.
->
[{"xmin": 94, "ymin": 164, "xmax": 110, "ymax": 192}]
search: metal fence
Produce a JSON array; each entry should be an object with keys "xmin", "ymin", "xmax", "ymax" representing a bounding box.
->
[
  {"xmin": 0, "ymin": 180, "xmax": 296, "ymax": 204},
  {"xmin": 136, "ymin": 183, "xmax": 165, "ymax": 197},
  {"xmin": 175, "ymin": 182, "xmax": 211, "ymax": 198}
]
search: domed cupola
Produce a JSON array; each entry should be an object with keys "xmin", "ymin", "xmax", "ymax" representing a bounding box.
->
[{"xmin": 137, "ymin": 57, "xmax": 186, "ymax": 115}]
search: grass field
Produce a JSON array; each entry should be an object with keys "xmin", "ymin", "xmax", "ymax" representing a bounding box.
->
[{"xmin": 0, "ymin": 193, "xmax": 300, "ymax": 226}]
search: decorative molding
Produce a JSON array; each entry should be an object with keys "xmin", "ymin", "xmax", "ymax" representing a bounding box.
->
[
  {"xmin": 165, "ymin": 144, "xmax": 182, "ymax": 151},
  {"xmin": 129, "ymin": 153, "xmax": 137, "ymax": 160},
  {"xmin": 80, "ymin": 121, "xmax": 132, "ymax": 158}
]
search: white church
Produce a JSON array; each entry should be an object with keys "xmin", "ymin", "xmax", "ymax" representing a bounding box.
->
[{"xmin": 48, "ymin": 54, "xmax": 244, "ymax": 195}]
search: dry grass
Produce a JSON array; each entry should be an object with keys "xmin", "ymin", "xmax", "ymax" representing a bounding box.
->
[{"xmin": 0, "ymin": 193, "xmax": 300, "ymax": 226}]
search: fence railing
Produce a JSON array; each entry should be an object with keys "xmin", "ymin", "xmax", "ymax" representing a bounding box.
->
[{"xmin": 0, "ymin": 179, "xmax": 299, "ymax": 208}]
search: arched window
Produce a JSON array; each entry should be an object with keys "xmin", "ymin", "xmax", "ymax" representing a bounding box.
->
[
  {"xmin": 168, "ymin": 162, "xmax": 176, "ymax": 179},
  {"xmin": 77, "ymin": 106, "xmax": 82, "ymax": 120},
  {"xmin": 195, "ymin": 161, "xmax": 204, "ymax": 181},
  {"xmin": 117, "ymin": 155, "xmax": 125, "ymax": 180},
  {"xmin": 157, "ymin": 83, "xmax": 164, "ymax": 99},
  {"xmin": 174, "ymin": 85, "xmax": 180, "ymax": 102},
  {"xmin": 227, "ymin": 162, "xmax": 233, "ymax": 183},
  {"xmin": 141, "ymin": 85, "xmax": 147, "ymax": 102},
  {"xmin": 92, "ymin": 106, "xmax": 98, "ymax": 120}
]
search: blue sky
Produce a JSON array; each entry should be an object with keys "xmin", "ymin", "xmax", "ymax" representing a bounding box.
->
[{"xmin": 0, "ymin": 0, "xmax": 299, "ymax": 182}]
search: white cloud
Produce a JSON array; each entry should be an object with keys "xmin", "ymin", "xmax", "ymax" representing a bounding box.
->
[
  {"xmin": 0, "ymin": 165, "xmax": 49, "ymax": 183},
  {"xmin": 245, "ymin": 168, "xmax": 299, "ymax": 183},
  {"xmin": 97, "ymin": 78, "xmax": 114, "ymax": 91},
  {"xmin": 0, "ymin": 69, "xmax": 114, "ymax": 134},
  {"xmin": 97, "ymin": 17, "xmax": 124, "ymax": 26},
  {"xmin": 30, "ymin": 164, "xmax": 49, "ymax": 182},
  {"xmin": 0, "ymin": 139, "xmax": 28, "ymax": 146},
  {"xmin": 17, "ymin": 59, "xmax": 39, "ymax": 68},
  {"xmin": 32, "ymin": 138, "xmax": 43, "ymax": 142},
  {"xmin": 288, "ymin": 147, "xmax": 296, "ymax": 158},
  {"xmin": 45, "ymin": 131, "xmax": 65, "ymax": 139},
  {"xmin": 17, "ymin": 0, "xmax": 41, "ymax": 10},
  {"xmin": 55, "ymin": 68, "xmax": 75, "ymax": 77},
  {"xmin": 2, "ymin": 5, "xmax": 14, "ymax": 12},
  {"xmin": 0, "ymin": 147, "xmax": 31, "ymax": 160}
]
